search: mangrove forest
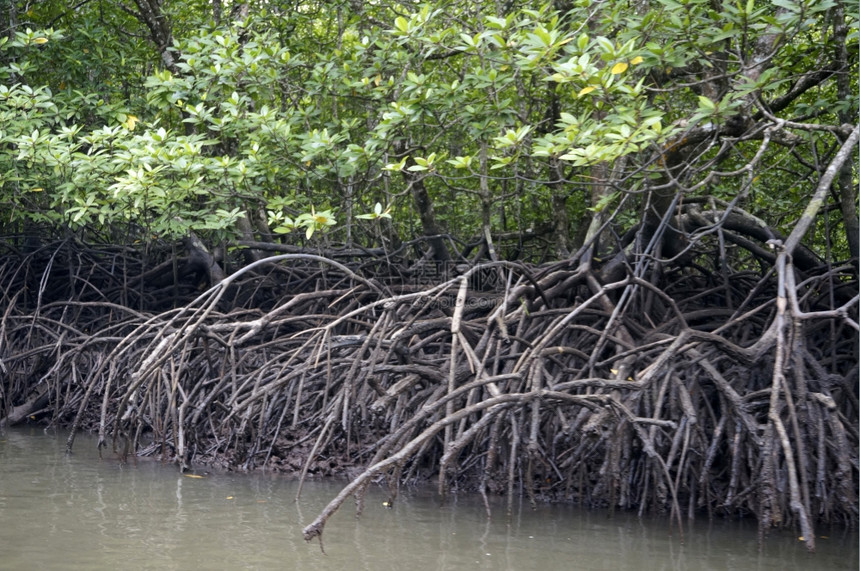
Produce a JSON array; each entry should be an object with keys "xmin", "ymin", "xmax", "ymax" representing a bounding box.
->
[{"xmin": 0, "ymin": 0, "xmax": 856, "ymax": 553}]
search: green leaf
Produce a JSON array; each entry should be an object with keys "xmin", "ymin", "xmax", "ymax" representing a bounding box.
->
[
  {"xmin": 446, "ymin": 155, "xmax": 473, "ymax": 169},
  {"xmin": 697, "ymin": 96, "xmax": 716, "ymax": 110},
  {"xmin": 587, "ymin": 191, "xmax": 621, "ymax": 212},
  {"xmin": 383, "ymin": 157, "xmax": 408, "ymax": 172}
]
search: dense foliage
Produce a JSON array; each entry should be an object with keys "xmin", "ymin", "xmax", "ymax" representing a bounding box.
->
[{"xmin": 0, "ymin": 0, "xmax": 854, "ymax": 261}]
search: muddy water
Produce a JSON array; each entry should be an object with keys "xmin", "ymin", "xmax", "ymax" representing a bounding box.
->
[{"xmin": 0, "ymin": 427, "xmax": 855, "ymax": 570}]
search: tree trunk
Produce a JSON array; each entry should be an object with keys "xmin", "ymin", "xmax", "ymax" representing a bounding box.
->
[
  {"xmin": 479, "ymin": 144, "xmax": 499, "ymax": 262},
  {"xmin": 833, "ymin": 0, "xmax": 859, "ymax": 262},
  {"xmin": 132, "ymin": 0, "xmax": 178, "ymax": 72},
  {"xmin": 404, "ymin": 165, "xmax": 449, "ymax": 261}
]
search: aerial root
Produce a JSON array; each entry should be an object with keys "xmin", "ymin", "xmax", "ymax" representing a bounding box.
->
[{"xmin": 0, "ymin": 244, "xmax": 856, "ymax": 547}]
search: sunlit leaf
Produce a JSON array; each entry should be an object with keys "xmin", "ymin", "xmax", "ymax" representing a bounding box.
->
[
  {"xmin": 124, "ymin": 115, "xmax": 139, "ymax": 131},
  {"xmin": 610, "ymin": 62, "xmax": 628, "ymax": 74}
]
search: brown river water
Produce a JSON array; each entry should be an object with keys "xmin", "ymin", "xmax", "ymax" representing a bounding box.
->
[{"xmin": 0, "ymin": 427, "xmax": 855, "ymax": 570}]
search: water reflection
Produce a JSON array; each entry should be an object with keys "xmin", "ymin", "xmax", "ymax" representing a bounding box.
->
[{"xmin": 0, "ymin": 427, "xmax": 855, "ymax": 570}]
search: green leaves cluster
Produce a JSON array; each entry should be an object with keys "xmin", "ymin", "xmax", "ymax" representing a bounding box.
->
[{"xmin": 0, "ymin": 0, "xmax": 853, "ymax": 258}]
